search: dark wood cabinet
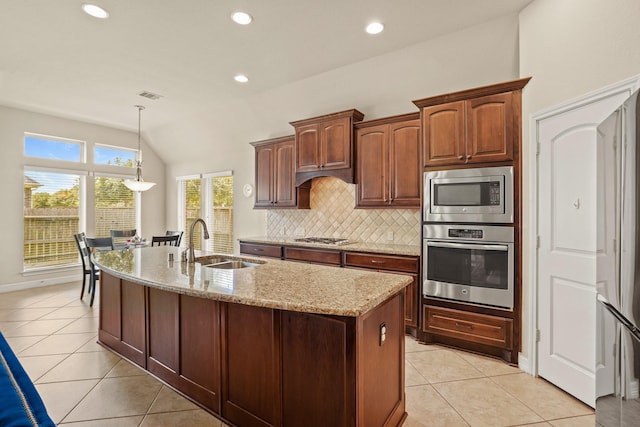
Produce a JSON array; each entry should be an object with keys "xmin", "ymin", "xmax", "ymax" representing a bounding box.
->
[
  {"xmin": 98, "ymin": 271, "xmax": 406, "ymax": 427},
  {"xmin": 290, "ymin": 109, "xmax": 364, "ymax": 186},
  {"xmin": 355, "ymin": 114, "xmax": 421, "ymax": 208},
  {"xmin": 415, "ymin": 78, "xmax": 529, "ymax": 168},
  {"xmin": 252, "ymin": 135, "xmax": 310, "ymax": 209},
  {"xmin": 239, "ymin": 242, "xmax": 283, "ymax": 259},
  {"xmin": 344, "ymin": 252, "xmax": 420, "ymax": 333},
  {"xmin": 98, "ymin": 275, "xmax": 146, "ymax": 367},
  {"xmin": 284, "ymin": 246, "xmax": 341, "ymax": 265}
]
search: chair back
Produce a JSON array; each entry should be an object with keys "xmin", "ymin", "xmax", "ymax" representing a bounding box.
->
[
  {"xmin": 151, "ymin": 235, "xmax": 181, "ymax": 246},
  {"xmin": 85, "ymin": 236, "xmax": 114, "ymax": 252},
  {"xmin": 110, "ymin": 229, "xmax": 136, "ymax": 249},
  {"xmin": 73, "ymin": 232, "xmax": 90, "ymax": 271},
  {"xmin": 165, "ymin": 230, "xmax": 184, "ymax": 246}
]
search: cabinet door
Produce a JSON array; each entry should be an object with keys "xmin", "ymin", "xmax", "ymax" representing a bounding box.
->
[
  {"xmin": 321, "ymin": 117, "xmax": 351, "ymax": 170},
  {"xmin": 422, "ymin": 101, "xmax": 465, "ymax": 167},
  {"xmin": 254, "ymin": 144, "xmax": 274, "ymax": 207},
  {"xmin": 296, "ymin": 123, "xmax": 320, "ymax": 172},
  {"xmin": 273, "ymin": 139, "xmax": 296, "ymax": 207},
  {"xmin": 465, "ymin": 92, "xmax": 513, "ymax": 163},
  {"xmin": 402, "ymin": 273, "xmax": 419, "ymax": 328},
  {"xmin": 356, "ymin": 125, "xmax": 388, "ymax": 207},
  {"xmin": 389, "ymin": 119, "xmax": 421, "ymax": 207}
]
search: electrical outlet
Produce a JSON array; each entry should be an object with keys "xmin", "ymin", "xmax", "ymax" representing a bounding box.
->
[
  {"xmin": 386, "ymin": 231, "xmax": 394, "ymax": 241},
  {"xmin": 295, "ymin": 227, "xmax": 305, "ymax": 237},
  {"xmin": 280, "ymin": 226, "xmax": 285, "ymax": 236},
  {"xmin": 379, "ymin": 322, "xmax": 386, "ymax": 346}
]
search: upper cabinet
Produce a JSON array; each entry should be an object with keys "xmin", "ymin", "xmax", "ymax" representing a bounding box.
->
[
  {"xmin": 251, "ymin": 136, "xmax": 310, "ymax": 209},
  {"xmin": 290, "ymin": 109, "xmax": 364, "ymax": 186},
  {"xmin": 414, "ymin": 78, "xmax": 530, "ymax": 168},
  {"xmin": 355, "ymin": 113, "xmax": 421, "ymax": 208}
]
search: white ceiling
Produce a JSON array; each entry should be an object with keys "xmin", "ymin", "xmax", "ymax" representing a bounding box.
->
[{"xmin": 0, "ymin": 0, "xmax": 532, "ymax": 159}]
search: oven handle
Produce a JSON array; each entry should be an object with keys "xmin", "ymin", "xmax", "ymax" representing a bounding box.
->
[{"xmin": 425, "ymin": 241, "xmax": 509, "ymax": 252}]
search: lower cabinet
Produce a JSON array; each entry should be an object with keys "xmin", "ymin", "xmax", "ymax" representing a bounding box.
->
[
  {"xmin": 422, "ymin": 303, "xmax": 515, "ymax": 362},
  {"xmin": 239, "ymin": 242, "xmax": 283, "ymax": 259},
  {"xmin": 343, "ymin": 252, "xmax": 420, "ymax": 333},
  {"xmin": 283, "ymin": 246, "xmax": 341, "ymax": 265},
  {"xmin": 98, "ymin": 272, "xmax": 406, "ymax": 427}
]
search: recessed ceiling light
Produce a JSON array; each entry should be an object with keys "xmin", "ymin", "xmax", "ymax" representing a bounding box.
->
[
  {"xmin": 365, "ymin": 22, "xmax": 384, "ymax": 35},
  {"xmin": 82, "ymin": 3, "xmax": 109, "ymax": 19},
  {"xmin": 234, "ymin": 74, "xmax": 249, "ymax": 83},
  {"xmin": 231, "ymin": 11, "xmax": 252, "ymax": 25}
]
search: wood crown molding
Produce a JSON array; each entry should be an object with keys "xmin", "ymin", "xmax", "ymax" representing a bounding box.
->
[{"xmin": 412, "ymin": 77, "xmax": 532, "ymax": 108}]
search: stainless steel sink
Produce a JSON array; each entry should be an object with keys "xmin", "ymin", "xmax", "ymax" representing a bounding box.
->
[
  {"xmin": 203, "ymin": 260, "xmax": 260, "ymax": 269},
  {"xmin": 198, "ymin": 256, "xmax": 262, "ymax": 270}
]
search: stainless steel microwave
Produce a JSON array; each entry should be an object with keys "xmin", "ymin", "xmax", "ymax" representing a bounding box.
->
[{"xmin": 423, "ymin": 166, "xmax": 514, "ymax": 223}]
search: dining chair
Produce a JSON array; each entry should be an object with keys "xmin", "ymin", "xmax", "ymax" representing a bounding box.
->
[
  {"xmin": 151, "ymin": 235, "xmax": 181, "ymax": 246},
  {"xmin": 110, "ymin": 229, "xmax": 137, "ymax": 249},
  {"xmin": 165, "ymin": 230, "xmax": 184, "ymax": 246},
  {"xmin": 84, "ymin": 236, "xmax": 114, "ymax": 307},
  {"xmin": 73, "ymin": 232, "xmax": 96, "ymax": 299}
]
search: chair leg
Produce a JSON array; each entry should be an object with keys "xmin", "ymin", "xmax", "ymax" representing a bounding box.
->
[
  {"xmin": 80, "ymin": 274, "xmax": 87, "ymax": 299},
  {"xmin": 89, "ymin": 276, "xmax": 97, "ymax": 307}
]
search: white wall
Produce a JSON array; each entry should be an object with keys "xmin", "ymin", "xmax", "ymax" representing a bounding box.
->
[
  {"xmin": 0, "ymin": 106, "xmax": 165, "ymax": 291},
  {"xmin": 165, "ymin": 14, "xmax": 522, "ymax": 252},
  {"xmin": 519, "ymin": 0, "xmax": 640, "ymax": 361}
]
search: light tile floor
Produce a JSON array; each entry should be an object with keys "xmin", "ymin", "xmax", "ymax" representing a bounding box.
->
[{"xmin": 0, "ymin": 282, "xmax": 595, "ymax": 426}]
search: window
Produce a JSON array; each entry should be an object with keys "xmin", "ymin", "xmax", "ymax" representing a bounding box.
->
[
  {"xmin": 23, "ymin": 134, "xmax": 138, "ymax": 271},
  {"xmin": 94, "ymin": 174, "xmax": 137, "ymax": 237},
  {"xmin": 177, "ymin": 172, "xmax": 233, "ymax": 253},
  {"xmin": 24, "ymin": 168, "xmax": 82, "ymax": 269},
  {"xmin": 24, "ymin": 133, "xmax": 82, "ymax": 162},
  {"xmin": 94, "ymin": 144, "xmax": 136, "ymax": 166}
]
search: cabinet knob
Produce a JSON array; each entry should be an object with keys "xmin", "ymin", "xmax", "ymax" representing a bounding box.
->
[{"xmin": 458, "ymin": 155, "xmax": 463, "ymax": 160}]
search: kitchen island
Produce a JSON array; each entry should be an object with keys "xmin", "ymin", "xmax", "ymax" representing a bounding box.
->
[{"xmin": 94, "ymin": 246, "xmax": 410, "ymax": 427}]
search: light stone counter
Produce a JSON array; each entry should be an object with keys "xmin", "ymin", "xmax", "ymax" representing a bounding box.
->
[
  {"xmin": 94, "ymin": 246, "xmax": 411, "ymax": 317},
  {"xmin": 238, "ymin": 236, "xmax": 420, "ymax": 257}
]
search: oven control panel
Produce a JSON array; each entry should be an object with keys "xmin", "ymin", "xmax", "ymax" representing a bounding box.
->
[{"xmin": 448, "ymin": 229, "xmax": 483, "ymax": 239}]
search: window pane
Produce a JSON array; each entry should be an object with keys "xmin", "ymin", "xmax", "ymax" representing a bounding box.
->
[
  {"xmin": 94, "ymin": 175, "xmax": 136, "ymax": 238},
  {"xmin": 24, "ymin": 170, "xmax": 80, "ymax": 269},
  {"xmin": 94, "ymin": 145, "xmax": 136, "ymax": 167},
  {"xmin": 208, "ymin": 175, "xmax": 233, "ymax": 254},
  {"xmin": 25, "ymin": 135, "xmax": 82, "ymax": 162},
  {"xmin": 183, "ymin": 178, "xmax": 202, "ymax": 250}
]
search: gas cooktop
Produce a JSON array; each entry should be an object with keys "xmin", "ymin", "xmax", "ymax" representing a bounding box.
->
[{"xmin": 294, "ymin": 237, "xmax": 350, "ymax": 245}]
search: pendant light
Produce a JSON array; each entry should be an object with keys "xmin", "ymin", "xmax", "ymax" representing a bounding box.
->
[{"xmin": 124, "ymin": 105, "xmax": 156, "ymax": 192}]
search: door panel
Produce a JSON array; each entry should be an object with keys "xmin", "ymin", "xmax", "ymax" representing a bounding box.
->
[
  {"xmin": 389, "ymin": 120, "xmax": 421, "ymax": 206},
  {"xmin": 356, "ymin": 125, "xmax": 387, "ymax": 206},
  {"xmin": 537, "ymin": 90, "xmax": 630, "ymax": 406}
]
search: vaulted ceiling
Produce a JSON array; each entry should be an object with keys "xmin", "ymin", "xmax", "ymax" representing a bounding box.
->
[{"xmin": 0, "ymin": 0, "xmax": 532, "ymax": 162}]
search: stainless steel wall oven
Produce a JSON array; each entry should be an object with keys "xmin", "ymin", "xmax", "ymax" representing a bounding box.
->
[{"xmin": 423, "ymin": 224, "xmax": 514, "ymax": 309}]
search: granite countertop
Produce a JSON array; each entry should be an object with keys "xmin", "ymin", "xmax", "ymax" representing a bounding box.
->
[
  {"xmin": 93, "ymin": 246, "xmax": 411, "ymax": 317},
  {"xmin": 238, "ymin": 236, "xmax": 420, "ymax": 257}
]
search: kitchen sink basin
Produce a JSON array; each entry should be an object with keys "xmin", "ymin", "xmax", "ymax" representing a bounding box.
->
[
  {"xmin": 198, "ymin": 256, "xmax": 263, "ymax": 270},
  {"xmin": 203, "ymin": 260, "xmax": 260, "ymax": 269}
]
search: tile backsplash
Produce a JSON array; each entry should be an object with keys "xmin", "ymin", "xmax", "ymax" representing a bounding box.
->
[{"xmin": 266, "ymin": 177, "xmax": 421, "ymax": 245}]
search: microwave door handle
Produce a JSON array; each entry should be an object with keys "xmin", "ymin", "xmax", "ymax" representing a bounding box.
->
[{"xmin": 426, "ymin": 241, "xmax": 509, "ymax": 252}]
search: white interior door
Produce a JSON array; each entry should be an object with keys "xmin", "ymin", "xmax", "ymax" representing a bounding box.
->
[{"xmin": 537, "ymin": 91, "xmax": 630, "ymax": 406}]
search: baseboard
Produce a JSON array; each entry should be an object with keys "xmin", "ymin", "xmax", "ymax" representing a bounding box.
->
[
  {"xmin": 0, "ymin": 275, "xmax": 79, "ymax": 293},
  {"xmin": 518, "ymin": 353, "xmax": 532, "ymax": 374}
]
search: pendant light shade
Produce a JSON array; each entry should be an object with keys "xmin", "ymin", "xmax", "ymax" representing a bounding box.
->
[{"xmin": 124, "ymin": 105, "xmax": 156, "ymax": 192}]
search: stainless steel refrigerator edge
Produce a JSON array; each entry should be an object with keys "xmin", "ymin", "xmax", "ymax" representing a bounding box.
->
[{"xmin": 596, "ymin": 89, "xmax": 640, "ymax": 426}]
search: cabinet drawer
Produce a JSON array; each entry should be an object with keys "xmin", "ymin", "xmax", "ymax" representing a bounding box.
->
[
  {"xmin": 423, "ymin": 306, "xmax": 512, "ymax": 349},
  {"xmin": 284, "ymin": 247, "xmax": 341, "ymax": 266},
  {"xmin": 343, "ymin": 252, "xmax": 419, "ymax": 273},
  {"xmin": 239, "ymin": 243, "xmax": 282, "ymax": 259}
]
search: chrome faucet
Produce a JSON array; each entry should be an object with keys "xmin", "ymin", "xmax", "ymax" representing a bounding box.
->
[{"xmin": 187, "ymin": 218, "xmax": 210, "ymax": 263}]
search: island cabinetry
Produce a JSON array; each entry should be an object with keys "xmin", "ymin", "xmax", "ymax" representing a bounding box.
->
[
  {"xmin": 414, "ymin": 77, "xmax": 530, "ymax": 168},
  {"xmin": 98, "ymin": 275, "xmax": 145, "ymax": 367},
  {"xmin": 146, "ymin": 288, "xmax": 221, "ymax": 413},
  {"xmin": 239, "ymin": 242, "xmax": 283, "ymax": 259},
  {"xmin": 221, "ymin": 303, "xmax": 281, "ymax": 427},
  {"xmin": 344, "ymin": 252, "xmax": 419, "ymax": 333},
  {"xmin": 251, "ymin": 136, "xmax": 310, "ymax": 209},
  {"xmin": 355, "ymin": 113, "xmax": 421, "ymax": 208},
  {"xmin": 290, "ymin": 109, "xmax": 365, "ymax": 186},
  {"xmin": 283, "ymin": 246, "xmax": 341, "ymax": 266}
]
